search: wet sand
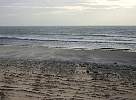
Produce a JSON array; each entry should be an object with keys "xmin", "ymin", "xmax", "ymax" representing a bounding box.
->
[
  {"xmin": 0, "ymin": 45, "xmax": 136, "ymax": 100},
  {"xmin": 0, "ymin": 45, "xmax": 136, "ymax": 65}
]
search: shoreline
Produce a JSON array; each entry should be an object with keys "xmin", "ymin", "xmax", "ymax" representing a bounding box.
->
[{"xmin": 0, "ymin": 45, "xmax": 136, "ymax": 65}]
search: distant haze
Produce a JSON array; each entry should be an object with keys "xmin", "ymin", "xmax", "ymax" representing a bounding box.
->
[{"xmin": 0, "ymin": 0, "xmax": 136, "ymax": 26}]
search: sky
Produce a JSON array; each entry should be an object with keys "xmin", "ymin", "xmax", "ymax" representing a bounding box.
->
[{"xmin": 0, "ymin": 0, "xmax": 136, "ymax": 26}]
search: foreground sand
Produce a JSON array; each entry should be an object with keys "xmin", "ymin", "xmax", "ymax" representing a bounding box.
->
[
  {"xmin": 0, "ymin": 45, "xmax": 136, "ymax": 100},
  {"xmin": 0, "ymin": 59, "xmax": 136, "ymax": 100}
]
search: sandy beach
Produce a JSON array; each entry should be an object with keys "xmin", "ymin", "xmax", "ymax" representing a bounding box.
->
[
  {"xmin": 0, "ymin": 0, "xmax": 136, "ymax": 98},
  {"xmin": 0, "ymin": 45, "xmax": 136, "ymax": 100}
]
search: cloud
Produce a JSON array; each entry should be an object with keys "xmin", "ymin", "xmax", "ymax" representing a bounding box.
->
[
  {"xmin": 0, "ymin": 0, "xmax": 136, "ymax": 12},
  {"xmin": 0, "ymin": 5, "xmax": 85, "ymax": 11},
  {"xmin": 81, "ymin": 0, "xmax": 136, "ymax": 9}
]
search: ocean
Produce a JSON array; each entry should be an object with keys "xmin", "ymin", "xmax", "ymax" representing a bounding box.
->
[{"xmin": 0, "ymin": 26, "xmax": 136, "ymax": 51}]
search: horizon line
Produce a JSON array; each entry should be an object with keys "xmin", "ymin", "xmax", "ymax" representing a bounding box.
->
[{"xmin": 0, "ymin": 25, "xmax": 136, "ymax": 27}]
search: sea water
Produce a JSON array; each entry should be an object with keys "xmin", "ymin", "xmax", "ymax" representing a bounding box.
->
[{"xmin": 0, "ymin": 26, "xmax": 136, "ymax": 51}]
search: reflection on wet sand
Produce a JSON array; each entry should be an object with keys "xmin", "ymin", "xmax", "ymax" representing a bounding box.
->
[{"xmin": 0, "ymin": 59, "xmax": 136, "ymax": 100}]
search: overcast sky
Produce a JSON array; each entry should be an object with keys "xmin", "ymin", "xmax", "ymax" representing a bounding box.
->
[{"xmin": 0, "ymin": 0, "xmax": 136, "ymax": 26}]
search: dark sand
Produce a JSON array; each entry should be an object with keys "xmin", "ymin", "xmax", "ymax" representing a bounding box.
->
[{"xmin": 0, "ymin": 45, "xmax": 136, "ymax": 100}]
